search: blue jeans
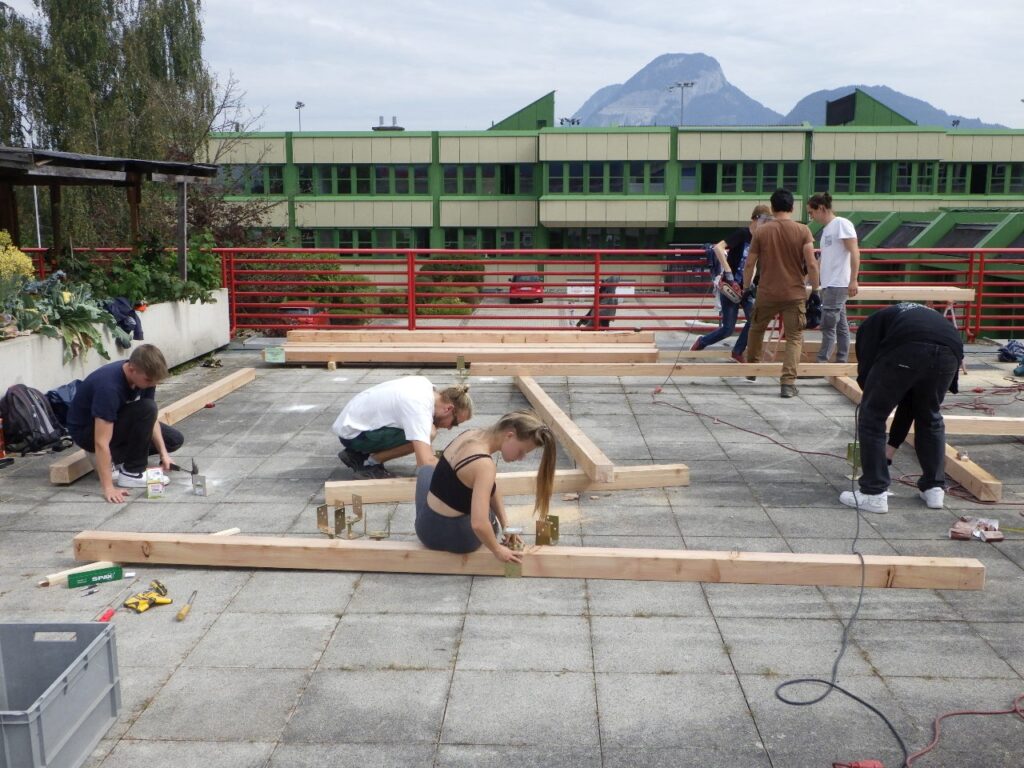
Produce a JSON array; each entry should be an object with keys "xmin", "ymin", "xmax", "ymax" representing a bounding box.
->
[
  {"xmin": 857, "ymin": 341, "xmax": 959, "ymax": 494},
  {"xmin": 817, "ymin": 286, "xmax": 850, "ymax": 362},
  {"xmin": 697, "ymin": 293, "xmax": 755, "ymax": 354}
]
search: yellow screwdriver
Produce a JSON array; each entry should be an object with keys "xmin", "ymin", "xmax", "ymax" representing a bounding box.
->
[{"xmin": 175, "ymin": 590, "xmax": 198, "ymax": 622}]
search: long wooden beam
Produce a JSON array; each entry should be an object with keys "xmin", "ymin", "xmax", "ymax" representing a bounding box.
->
[
  {"xmin": 50, "ymin": 368, "xmax": 257, "ymax": 485},
  {"xmin": 827, "ymin": 376, "xmax": 1002, "ymax": 502},
  {"xmin": 888, "ymin": 414, "xmax": 1024, "ymax": 436},
  {"xmin": 72, "ymin": 531, "xmax": 985, "ymax": 590},
  {"xmin": 286, "ymin": 329, "xmax": 656, "ymax": 345},
  {"xmin": 325, "ymin": 463, "xmax": 689, "ymax": 505},
  {"xmin": 470, "ymin": 362, "xmax": 857, "ymax": 377},
  {"xmin": 849, "ymin": 286, "xmax": 975, "ymax": 302},
  {"xmin": 272, "ymin": 345, "xmax": 659, "ymax": 365},
  {"xmin": 514, "ymin": 375, "xmax": 614, "ymax": 482}
]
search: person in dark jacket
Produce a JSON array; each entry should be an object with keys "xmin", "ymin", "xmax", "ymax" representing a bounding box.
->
[{"xmin": 839, "ymin": 303, "xmax": 963, "ymax": 514}]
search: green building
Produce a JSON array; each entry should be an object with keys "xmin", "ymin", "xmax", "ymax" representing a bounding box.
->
[{"xmin": 207, "ymin": 91, "xmax": 1024, "ymax": 253}]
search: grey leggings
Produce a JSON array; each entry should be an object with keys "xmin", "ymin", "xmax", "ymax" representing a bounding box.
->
[{"xmin": 414, "ymin": 464, "xmax": 496, "ymax": 554}]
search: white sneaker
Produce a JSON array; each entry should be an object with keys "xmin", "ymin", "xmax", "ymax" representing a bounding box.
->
[
  {"xmin": 114, "ymin": 468, "xmax": 148, "ymax": 488},
  {"xmin": 919, "ymin": 487, "xmax": 945, "ymax": 509},
  {"xmin": 839, "ymin": 490, "xmax": 888, "ymax": 514}
]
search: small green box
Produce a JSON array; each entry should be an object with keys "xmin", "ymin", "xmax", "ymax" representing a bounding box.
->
[{"xmin": 67, "ymin": 566, "xmax": 123, "ymax": 589}]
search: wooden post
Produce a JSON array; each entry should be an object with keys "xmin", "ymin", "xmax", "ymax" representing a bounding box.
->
[
  {"xmin": 176, "ymin": 181, "xmax": 188, "ymax": 281},
  {"xmin": 126, "ymin": 173, "xmax": 142, "ymax": 244}
]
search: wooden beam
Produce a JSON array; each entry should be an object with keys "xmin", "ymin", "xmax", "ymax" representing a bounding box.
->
[
  {"xmin": 325, "ymin": 463, "xmax": 689, "ymax": 505},
  {"xmin": 827, "ymin": 376, "xmax": 1002, "ymax": 502},
  {"xmin": 887, "ymin": 414, "xmax": 1024, "ymax": 437},
  {"xmin": 514, "ymin": 375, "xmax": 615, "ymax": 482},
  {"xmin": 50, "ymin": 368, "xmax": 257, "ymax": 485},
  {"xmin": 850, "ymin": 286, "xmax": 975, "ymax": 302},
  {"xmin": 470, "ymin": 362, "xmax": 858, "ymax": 377},
  {"xmin": 72, "ymin": 531, "xmax": 985, "ymax": 590},
  {"xmin": 273, "ymin": 345, "xmax": 659, "ymax": 365},
  {"xmin": 285, "ymin": 329, "xmax": 656, "ymax": 345}
]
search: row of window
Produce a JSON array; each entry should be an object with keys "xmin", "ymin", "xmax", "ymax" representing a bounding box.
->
[
  {"xmin": 287, "ymin": 227, "xmax": 662, "ymax": 250},
  {"xmin": 223, "ymin": 161, "xmax": 1024, "ymax": 197},
  {"xmin": 298, "ymin": 228, "xmax": 430, "ymax": 249}
]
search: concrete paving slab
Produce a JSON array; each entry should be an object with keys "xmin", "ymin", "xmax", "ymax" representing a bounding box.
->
[
  {"xmin": 93, "ymin": 741, "xmax": 275, "ymax": 768},
  {"xmin": 467, "ymin": 575, "xmax": 588, "ymax": 616},
  {"xmin": 284, "ymin": 669, "xmax": 450, "ymax": 744},
  {"xmin": 184, "ymin": 612, "xmax": 337, "ymax": 668},
  {"xmin": 345, "ymin": 573, "xmax": 472, "ymax": 614},
  {"xmin": 585, "ymin": 579, "xmax": 707, "ymax": 617},
  {"xmin": 717, "ymin": 617, "xmax": 877, "ymax": 676},
  {"xmin": 441, "ymin": 670, "xmax": 599, "ymax": 747},
  {"xmin": 267, "ymin": 743, "xmax": 436, "ymax": 767},
  {"xmin": 458, "ymin": 614, "xmax": 591, "ymax": 672},
  {"xmin": 320, "ymin": 612, "xmax": 462, "ymax": 671},
  {"xmin": 591, "ymin": 615, "xmax": 732, "ymax": 674},
  {"xmin": 436, "ymin": 745, "xmax": 602, "ymax": 768},
  {"xmin": 129, "ymin": 667, "xmax": 308, "ymax": 741}
]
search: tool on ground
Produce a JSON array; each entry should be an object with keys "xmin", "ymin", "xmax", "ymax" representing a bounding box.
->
[
  {"xmin": 496, "ymin": 519, "xmax": 525, "ymax": 578},
  {"xmin": 123, "ymin": 579, "xmax": 173, "ymax": 614},
  {"xmin": 93, "ymin": 579, "xmax": 140, "ymax": 622},
  {"xmin": 68, "ymin": 565, "xmax": 124, "ymax": 589},
  {"xmin": 176, "ymin": 590, "xmax": 198, "ymax": 621},
  {"xmin": 39, "ymin": 560, "xmax": 118, "ymax": 587},
  {"xmin": 949, "ymin": 516, "xmax": 1003, "ymax": 542},
  {"xmin": 169, "ymin": 458, "xmax": 206, "ymax": 495}
]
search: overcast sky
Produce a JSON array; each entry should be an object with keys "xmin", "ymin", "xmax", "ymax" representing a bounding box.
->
[{"xmin": 7, "ymin": 0, "xmax": 1024, "ymax": 131}]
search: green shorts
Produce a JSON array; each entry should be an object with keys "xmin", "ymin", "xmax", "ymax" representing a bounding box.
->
[{"xmin": 342, "ymin": 427, "xmax": 408, "ymax": 454}]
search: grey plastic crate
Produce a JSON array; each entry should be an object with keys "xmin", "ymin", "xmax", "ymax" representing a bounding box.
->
[{"xmin": 0, "ymin": 622, "xmax": 121, "ymax": 768}]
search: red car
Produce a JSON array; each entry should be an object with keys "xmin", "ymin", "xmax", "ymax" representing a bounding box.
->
[
  {"xmin": 509, "ymin": 273, "xmax": 544, "ymax": 304},
  {"xmin": 277, "ymin": 302, "xmax": 333, "ymax": 327}
]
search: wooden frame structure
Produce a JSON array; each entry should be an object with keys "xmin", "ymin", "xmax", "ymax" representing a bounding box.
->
[
  {"xmin": 73, "ymin": 531, "xmax": 985, "ymax": 591},
  {"xmin": 471, "ymin": 362, "xmax": 857, "ymax": 377},
  {"xmin": 50, "ymin": 368, "xmax": 256, "ymax": 485},
  {"xmin": 828, "ymin": 375, "xmax": 1003, "ymax": 502}
]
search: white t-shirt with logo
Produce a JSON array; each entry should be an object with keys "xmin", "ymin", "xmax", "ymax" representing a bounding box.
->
[
  {"xmin": 331, "ymin": 376, "xmax": 434, "ymax": 444},
  {"xmin": 818, "ymin": 216, "xmax": 858, "ymax": 288}
]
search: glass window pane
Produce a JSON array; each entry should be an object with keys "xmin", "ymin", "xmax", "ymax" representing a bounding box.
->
[
  {"xmin": 1009, "ymin": 163, "xmax": 1024, "ymax": 194},
  {"xmin": 950, "ymin": 163, "xmax": 968, "ymax": 193},
  {"xmin": 462, "ymin": 165, "xmax": 477, "ymax": 194},
  {"xmin": 463, "ymin": 230, "xmax": 479, "ymax": 249},
  {"xmin": 520, "ymin": 230, "xmax": 534, "ymax": 248},
  {"xmin": 568, "ymin": 162, "xmax": 584, "ymax": 193},
  {"xmin": 854, "ymin": 161, "xmax": 871, "ymax": 193},
  {"xmin": 588, "ymin": 162, "xmax": 604, "ymax": 193},
  {"xmin": 481, "ymin": 164, "xmax": 497, "ymax": 194},
  {"xmin": 443, "ymin": 165, "xmax": 458, "ymax": 194},
  {"xmin": 628, "ymin": 162, "xmax": 645, "ymax": 193},
  {"xmin": 356, "ymin": 229, "xmax": 372, "ymax": 249},
  {"xmin": 337, "ymin": 229, "xmax": 353, "ymax": 248},
  {"xmin": 413, "ymin": 165, "xmax": 429, "ymax": 194},
  {"xmin": 721, "ymin": 162, "xmax": 738, "ymax": 193},
  {"xmin": 814, "ymin": 162, "xmax": 830, "ymax": 192},
  {"xmin": 782, "ymin": 162, "xmax": 799, "ymax": 191},
  {"xmin": 875, "ymin": 162, "xmax": 892, "ymax": 193},
  {"xmin": 297, "ymin": 165, "xmax": 313, "ymax": 194},
  {"xmin": 741, "ymin": 162, "xmax": 757, "ymax": 193},
  {"xmin": 650, "ymin": 162, "xmax": 666, "ymax": 193},
  {"xmin": 299, "ymin": 229, "xmax": 315, "ymax": 248},
  {"xmin": 374, "ymin": 165, "xmax": 390, "ymax": 194},
  {"xmin": 394, "ymin": 166, "xmax": 410, "ymax": 194},
  {"xmin": 679, "ymin": 162, "xmax": 697, "ymax": 193},
  {"xmin": 608, "ymin": 161, "xmax": 624, "ymax": 193},
  {"xmin": 355, "ymin": 165, "xmax": 371, "ymax": 194},
  {"xmin": 518, "ymin": 164, "xmax": 534, "ymax": 194},
  {"xmin": 834, "ymin": 162, "xmax": 851, "ymax": 193},
  {"xmin": 499, "ymin": 229, "xmax": 516, "ymax": 249},
  {"xmin": 896, "ymin": 162, "xmax": 912, "ymax": 193},
  {"xmin": 375, "ymin": 229, "xmax": 395, "ymax": 248},
  {"xmin": 915, "ymin": 162, "xmax": 934, "ymax": 193},
  {"xmin": 317, "ymin": 166, "xmax": 332, "ymax": 194},
  {"xmin": 548, "ymin": 163, "xmax": 563, "ymax": 193},
  {"xmin": 268, "ymin": 166, "xmax": 284, "ymax": 194},
  {"xmin": 444, "ymin": 228, "xmax": 459, "ymax": 249},
  {"xmin": 336, "ymin": 165, "xmax": 353, "ymax": 194},
  {"xmin": 315, "ymin": 229, "xmax": 334, "ymax": 248}
]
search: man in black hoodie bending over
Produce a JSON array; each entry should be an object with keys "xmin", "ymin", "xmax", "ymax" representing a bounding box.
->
[{"xmin": 839, "ymin": 303, "xmax": 963, "ymax": 514}]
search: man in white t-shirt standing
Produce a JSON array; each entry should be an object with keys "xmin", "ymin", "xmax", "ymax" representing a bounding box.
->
[
  {"xmin": 808, "ymin": 192, "xmax": 860, "ymax": 363},
  {"xmin": 332, "ymin": 376, "xmax": 473, "ymax": 479}
]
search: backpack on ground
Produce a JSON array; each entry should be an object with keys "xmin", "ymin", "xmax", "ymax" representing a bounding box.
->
[{"xmin": 0, "ymin": 384, "xmax": 73, "ymax": 454}]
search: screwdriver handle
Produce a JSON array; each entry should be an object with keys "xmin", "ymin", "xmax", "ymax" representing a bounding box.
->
[
  {"xmin": 176, "ymin": 590, "xmax": 198, "ymax": 621},
  {"xmin": 96, "ymin": 608, "xmax": 116, "ymax": 622}
]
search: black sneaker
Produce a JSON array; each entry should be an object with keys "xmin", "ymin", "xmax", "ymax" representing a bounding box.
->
[
  {"xmin": 338, "ymin": 449, "xmax": 368, "ymax": 472},
  {"xmin": 355, "ymin": 463, "xmax": 393, "ymax": 480}
]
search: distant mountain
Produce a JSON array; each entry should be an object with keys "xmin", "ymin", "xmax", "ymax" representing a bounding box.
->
[
  {"xmin": 784, "ymin": 85, "xmax": 1004, "ymax": 128},
  {"xmin": 571, "ymin": 54, "xmax": 1004, "ymax": 129},
  {"xmin": 571, "ymin": 53, "xmax": 783, "ymax": 127}
]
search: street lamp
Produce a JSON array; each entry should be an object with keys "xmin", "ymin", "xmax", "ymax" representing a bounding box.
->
[
  {"xmin": 295, "ymin": 101, "xmax": 305, "ymax": 131},
  {"xmin": 668, "ymin": 81, "xmax": 695, "ymax": 126}
]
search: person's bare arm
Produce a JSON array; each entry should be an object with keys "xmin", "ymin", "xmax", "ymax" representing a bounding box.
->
[
  {"xmin": 743, "ymin": 248, "xmax": 759, "ymax": 291},
  {"xmin": 467, "ymin": 461, "xmax": 521, "ymax": 564},
  {"xmin": 411, "ymin": 440, "xmax": 437, "ymax": 467},
  {"xmin": 93, "ymin": 418, "xmax": 126, "ymax": 503},
  {"xmin": 845, "ymin": 237, "xmax": 860, "ymax": 297},
  {"xmin": 713, "ymin": 239, "xmax": 730, "ymax": 275}
]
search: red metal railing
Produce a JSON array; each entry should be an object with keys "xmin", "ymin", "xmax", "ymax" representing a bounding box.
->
[{"xmin": 19, "ymin": 246, "xmax": 1024, "ymax": 339}]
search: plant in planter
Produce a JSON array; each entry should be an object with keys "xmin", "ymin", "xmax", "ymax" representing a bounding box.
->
[
  {"xmin": 10, "ymin": 271, "xmax": 130, "ymax": 363},
  {"xmin": 0, "ymin": 231, "xmax": 35, "ymax": 339}
]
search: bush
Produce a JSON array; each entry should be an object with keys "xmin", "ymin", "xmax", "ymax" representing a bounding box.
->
[{"xmin": 0, "ymin": 231, "xmax": 35, "ymax": 312}]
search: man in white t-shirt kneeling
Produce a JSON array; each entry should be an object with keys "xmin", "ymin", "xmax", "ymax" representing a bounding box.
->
[
  {"xmin": 808, "ymin": 192, "xmax": 860, "ymax": 363},
  {"xmin": 331, "ymin": 376, "xmax": 473, "ymax": 479}
]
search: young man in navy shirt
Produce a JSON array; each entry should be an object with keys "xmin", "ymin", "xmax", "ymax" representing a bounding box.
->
[{"xmin": 66, "ymin": 344, "xmax": 182, "ymax": 503}]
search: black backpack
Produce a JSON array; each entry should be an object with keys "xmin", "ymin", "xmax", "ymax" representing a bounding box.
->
[{"xmin": 0, "ymin": 384, "xmax": 72, "ymax": 454}]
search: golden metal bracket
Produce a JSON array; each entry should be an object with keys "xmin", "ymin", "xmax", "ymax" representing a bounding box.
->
[{"xmin": 535, "ymin": 514, "xmax": 560, "ymax": 546}]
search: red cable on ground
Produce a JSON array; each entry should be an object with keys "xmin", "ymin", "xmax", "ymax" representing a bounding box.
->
[{"xmin": 905, "ymin": 693, "xmax": 1024, "ymax": 765}]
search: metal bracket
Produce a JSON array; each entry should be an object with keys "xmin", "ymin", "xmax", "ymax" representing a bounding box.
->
[
  {"xmin": 318, "ymin": 495, "xmax": 391, "ymax": 540},
  {"xmin": 535, "ymin": 514, "xmax": 559, "ymax": 546},
  {"xmin": 456, "ymin": 354, "xmax": 467, "ymax": 381},
  {"xmin": 316, "ymin": 503, "xmax": 346, "ymax": 538},
  {"xmin": 504, "ymin": 525, "xmax": 524, "ymax": 577}
]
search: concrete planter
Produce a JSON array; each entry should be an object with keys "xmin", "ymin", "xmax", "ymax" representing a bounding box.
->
[{"xmin": 0, "ymin": 288, "xmax": 229, "ymax": 394}]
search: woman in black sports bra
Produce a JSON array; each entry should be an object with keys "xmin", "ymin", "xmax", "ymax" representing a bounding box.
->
[{"xmin": 414, "ymin": 410, "xmax": 556, "ymax": 563}]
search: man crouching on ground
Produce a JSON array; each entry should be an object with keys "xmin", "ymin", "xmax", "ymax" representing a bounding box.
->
[
  {"xmin": 333, "ymin": 376, "xmax": 473, "ymax": 479},
  {"xmin": 66, "ymin": 344, "xmax": 182, "ymax": 503}
]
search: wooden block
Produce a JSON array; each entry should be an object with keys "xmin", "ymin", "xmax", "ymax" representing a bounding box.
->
[
  {"xmin": 515, "ymin": 375, "xmax": 615, "ymax": 482},
  {"xmin": 470, "ymin": 362, "xmax": 858, "ymax": 377},
  {"xmin": 325, "ymin": 464, "xmax": 690, "ymax": 506},
  {"xmin": 72, "ymin": 531, "xmax": 985, "ymax": 590},
  {"xmin": 827, "ymin": 376, "xmax": 1002, "ymax": 502},
  {"xmin": 285, "ymin": 329, "xmax": 656, "ymax": 345},
  {"xmin": 850, "ymin": 286, "xmax": 975, "ymax": 302},
  {"xmin": 889, "ymin": 415, "xmax": 1024, "ymax": 436},
  {"xmin": 49, "ymin": 368, "xmax": 257, "ymax": 486}
]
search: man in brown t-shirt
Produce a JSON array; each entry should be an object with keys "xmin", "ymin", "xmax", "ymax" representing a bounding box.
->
[{"xmin": 742, "ymin": 188, "xmax": 820, "ymax": 397}]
